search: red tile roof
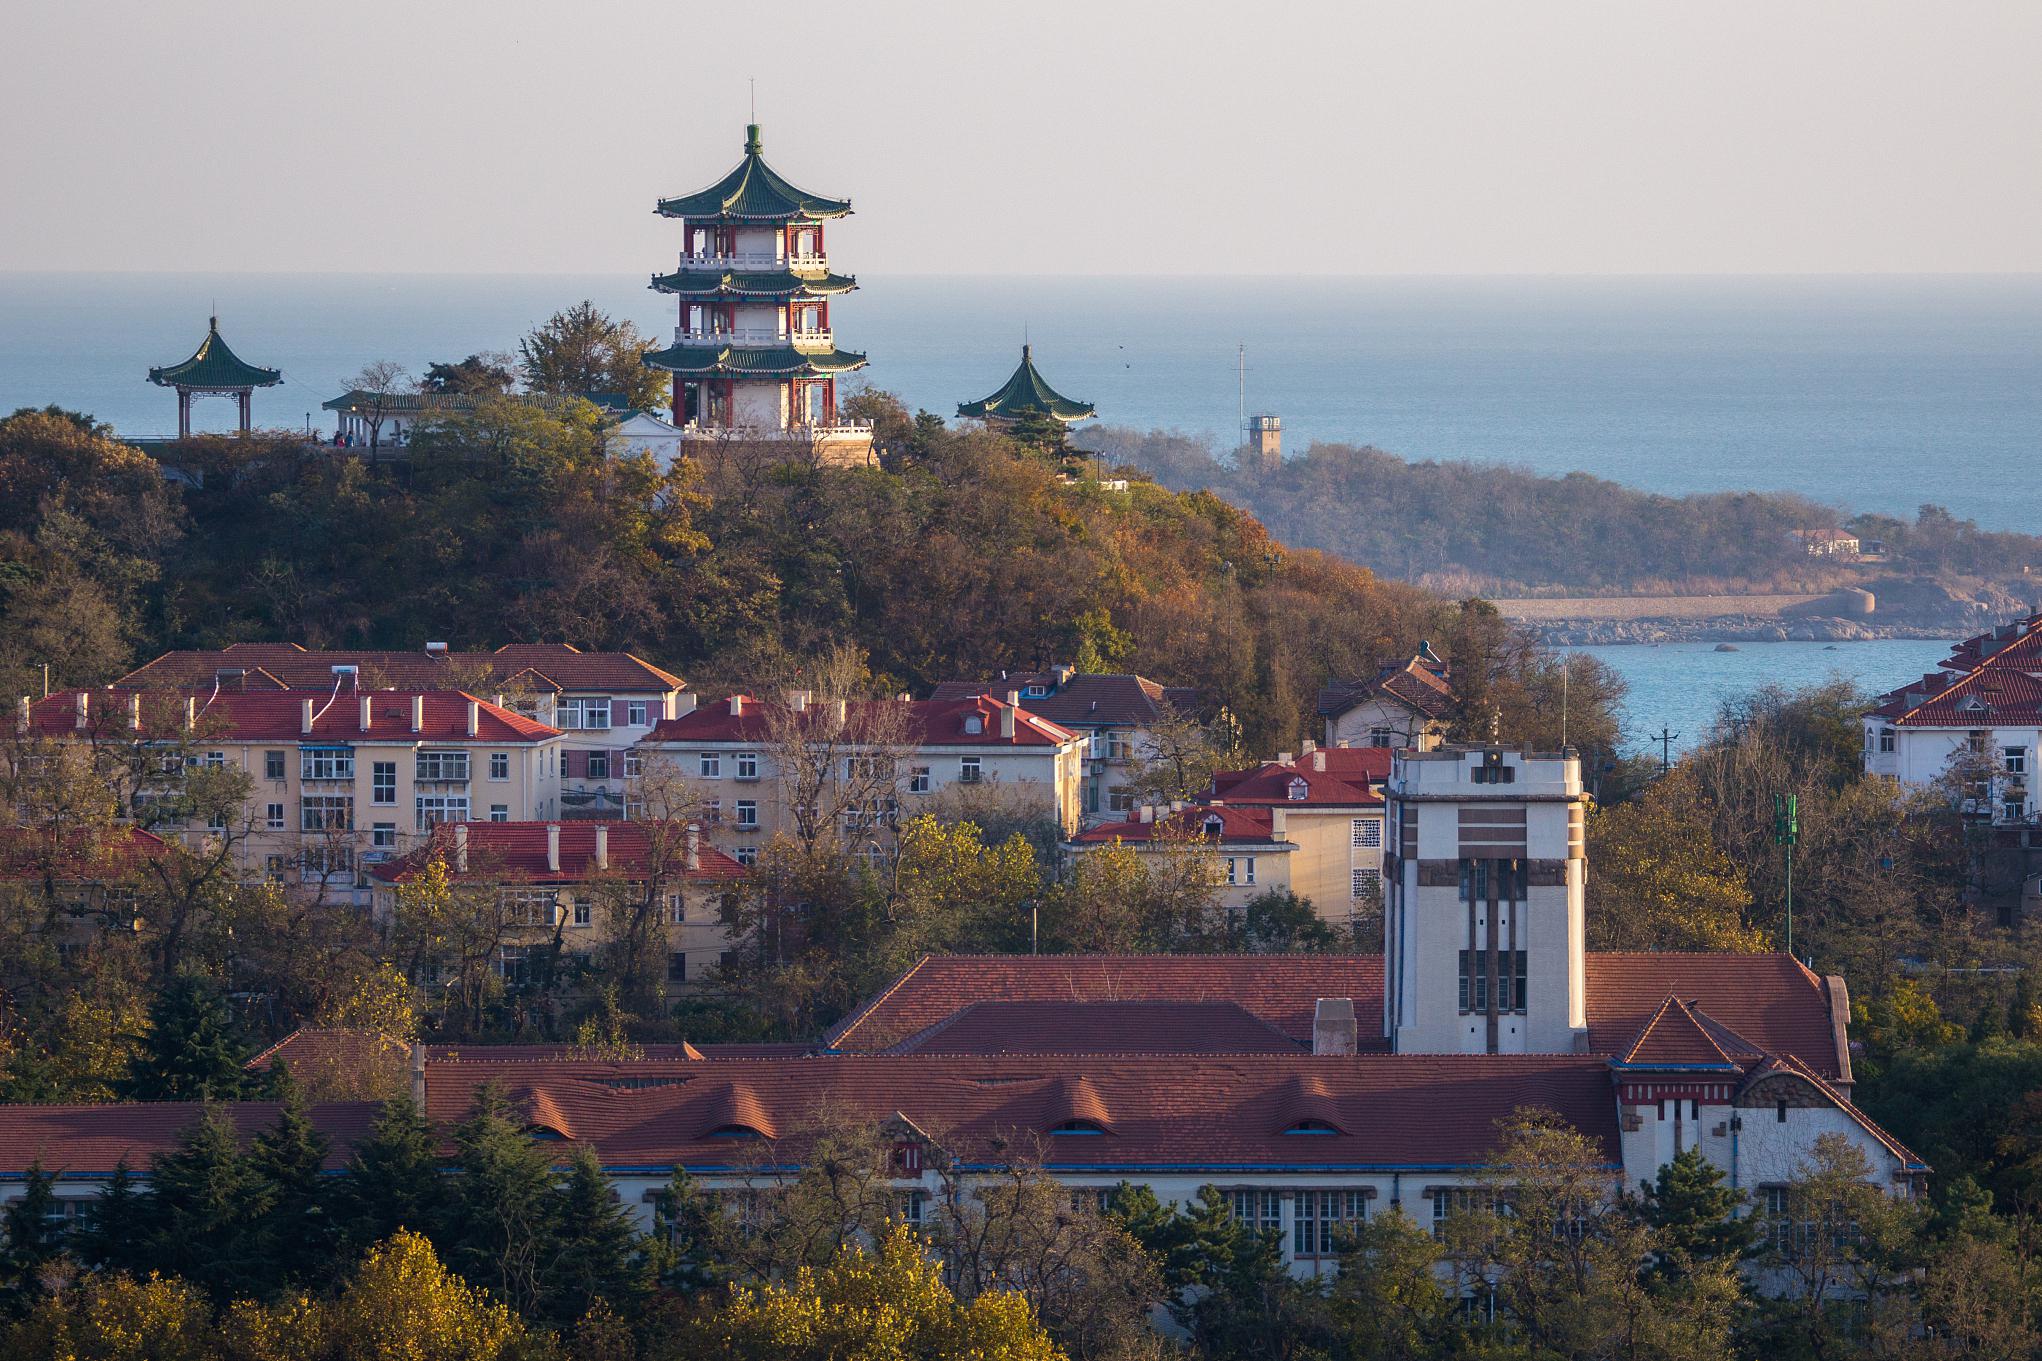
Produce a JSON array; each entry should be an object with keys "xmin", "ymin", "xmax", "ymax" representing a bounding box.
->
[
  {"xmin": 930, "ymin": 672, "xmax": 1201, "ymax": 728},
  {"xmin": 1204, "ymin": 757, "xmax": 1384, "ymax": 807},
  {"xmin": 646, "ymin": 694, "xmax": 1078, "ymax": 748},
  {"xmin": 0, "ymin": 825, "xmax": 174, "ymax": 881},
  {"xmin": 27, "ymin": 689, "xmax": 559, "ymax": 745},
  {"xmin": 1070, "ymin": 804, "xmax": 1293, "ymax": 847},
  {"xmin": 247, "ymin": 1028, "xmax": 413, "ymax": 1075},
  {"xmin": 1614, "ymin": 996, "xmax": 1741, "ymax": 1069},
  {"xmin": 0, "ymin": 1101, "xmax": 379, "ymax": 1175},
  {"xmin": 829, "ymin": 952, "xmax": 1849, "ymax": 1079},
  {"xmin": 1318, "ymin": 653, "xmax": 1456, "ymax": 722},
  {"xmin": 418, "ymin": 1052, "xmax": 1621, "ymax": 1171},
  {"xmin": 114, "ymin": 643, "xmax": 683, "ymax": 693},
  {"xmin": 368, "ymin": 821, "xmax": 746, "ymax": 885},
  {"xmin": 886, "ymin": 1001, "xmax": 1306, "ymax": 1055}
]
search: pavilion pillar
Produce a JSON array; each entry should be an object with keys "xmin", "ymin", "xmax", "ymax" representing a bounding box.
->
[
  {"xmin": 238, "ymin": 389, "xmax": 252, "ymax": 433},
  {"xmin": 177, "ymin": 389, "xmax": 191, "ymax": 439}
]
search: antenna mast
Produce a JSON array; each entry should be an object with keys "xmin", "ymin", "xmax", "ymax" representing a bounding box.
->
[{"xmin": 1238, "ymin": 343, "xmax": 1246, "ymax": 451}]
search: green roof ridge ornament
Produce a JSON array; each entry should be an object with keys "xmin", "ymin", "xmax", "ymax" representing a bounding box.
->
[{"xmin": 746, "ymin": 122, "xmax": 762, "ymax": 155}]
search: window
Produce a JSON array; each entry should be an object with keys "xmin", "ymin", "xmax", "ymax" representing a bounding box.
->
[
  {"xmin": 489, "ymin": 804, "xmax": 509, "ymax": 822},
  {"xmin": 372, "ymin": 823, "xmax": 396, "ymax": 849},
  {"xmin": 416, "ymin": 750, "xmax": 469, "ymax": 782},
  {"xmin": 667, "ymin": 951, "xmax": 687, "ymax": 982},
  {"xmin": 699, "ymin": 753, "xmax": 721, "ymax": 779},
  {"xmin": 897, "ymin": 1190, "xmax": 928, "ymax": 1226},
  {"xmin": 1352, "ymin": 817, "xmax": 1382, "ymax": 849},
  {"xmin": 626, "ymin": 701, "xmax": 649, "ymax": 726},
  {"xmin": 1352, "ymin": 867, "xmax": 1382, "ymax": 900},
  {"xmin": 1432, "ymin": 1188, "xmax": 1498, "ymax": 1239},
  {"xmin": 498, "ymin": 945, "xmax": 533, "ymax": 984},
  {"xmin": 301, "ymin": 795, "xmax": 352, "ymax": 832},
  {"xmin": 264, "ymin": 854, "xmax": 286, "ymax": 879},
  {"xmin": 735, "ymin": 845, "xmax": 759, "ymax": 867},
  {"xmin": 206, "ymin": 810, "xmax": 228, "ymax": 833},
  {"xmin": 1878, "ymin": 727, "xmax": 1896, "ymax": 753},
  {"xmin": 416, "ymin": 795, "xmax": 469, "ymax": 831},
  {"xmin": 1458, "ymin": 858, "xmax": 1526, "ymax": 903},
  {"xmin": 1458, "ymin": 949, "xmax": 1529, "ymax": 1014},
  {"xmin": 501, "ymin": 889, "xmax": 556, "ymax": 926},
  {"xmin": 587, "ymin": 752, "xmax": 610, "ymax": 780},
  {"xmin": 735, "ymin": 800, "xmax": 759, "ymax": 829},
  {"xmin": 560, "ymin": 697, "xmax": 611, "ymax": 730},
  {"xmin": 1106, "ymin": 731, "xmax": 1133, "ymax": 762},
  {"xmin": 963, "ymin": 715, "xmax": 984, "ymax": 735},
  {"xmin": 1107, "ymin": 786, "xmax": 1135, "ymax": 813},
  {"xmin": 1049, "ymin": 1120, "xmax": 1104, "ymax": 1135},
  {"xmin": 303, "ymin": 843, "xmax": 354, "ymax": 876},
  {"xmin": 1294, "ymin": 1190, "xmax": 1364, "ymax": 1256},
  {"xmin": 909, "ymin": 765, "xmax": 931, "ymax": 794},
  {"xmin": 960, "ymin": 757, "xmax": 983, "ymax": 784},
  {"xmin": 622, "ymin": 751, "xmax": 642, "ymax": 778},
  {"xmin": 371, "ymin": 762, "xmax": 397, "ymax": 806},
  {"xmin": 301, "ymin": 747, "xmax": 354, "ymax": 781},
  {"xmin": 1229, "ymin": 1189, "xmax": 1282, "ymax": 1236},
  {"xmin": 736, "ymin": 751, "xmax": 759, "ymax": 780},
  {"xmin": 196, "ymin": 751, "xmax": 226, "ymax": 769},
  {"xmin": 1777, "ymin": 1099, "xmax": 1789, "ymax": 1123},
  {"xmin": 265, "ymin": 803, "xmax": 285, "ymax": 831},
  {"xmin": 2007, "ymin": 747, "xmax": 2028, "ymax": 776},
  {"xmin": 573, "ymin": 898, "xmax": 592, "ymax": 927},
  {"xmin": 2006, "ymin": 796, "xmax": 2027, "ymax": 822},
  {"xmin": 1471, "ymin": 764, "xmax": 1517, "ymax": 785},
  {"xmin": 1226, "ymin": 857, "xmax": 1257, "ymax": 886},
  {"xmin": 1287, "ymin": 776, "xmax": 1309, "ymax": 801},
  {"xmin": 489, "ymin": 752, "xmax": 509, "ymax": 780},
  {"xmin": 1368, "ymin": 726, "xmax": 1394, "ymax": 748},
  {"xmin": 846, "ymin": 755, "xmax": 894, "ymax": 782},
  {"xmin": 264, "ymin": 750, "xmax": 285, "ymax": 780}
]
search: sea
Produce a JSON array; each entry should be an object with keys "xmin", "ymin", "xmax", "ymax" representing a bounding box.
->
[{"xmin": 0, "ymin": 272, "xmax": 2028, "ymax": 744}]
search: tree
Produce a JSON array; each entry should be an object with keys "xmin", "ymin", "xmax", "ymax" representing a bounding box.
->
[
  {"xmin": 542, "ymin": 1144, "xmax": 654, "ymax": 1325},
  {"xmin": 1119, "ymin": 703, "xmax": 1235, "ymax": 806},
  {"xmin": 1586, "ymin": 772, "xmax": 1765, "ymax": 952},
  {"xmin": 1638, "ymin": 1146, "xmax": 1757, "ymax": 1279},
  {"xmin": 443, "ymin": 1083, "xmax": 560, "ymax": 1316},
  {"xmin": 72, "ymin": 1159, "xmax": 147, "ymax": 1277},
  {"xmin": 140, "ymin": 1103, "xmax": 273, "ymax": 1302},
  {"xmin": 673, "ymin": 1222, "xmax": 1064, "ymax": 1361},
  {"xmin": 321, "ymin": 1230, "xmax": 524, "ymax": 1361},
  {"xmin": 0, "ymin": 1163, "xmax": 68, "ymax": 1317},
  {"xmin": 420, "ymin": 353, "xmax": 516, "ymax": 396},
  {"xmin": 1236, "ymin": 887, "xmax": 1340, "ymax": 952},
  {"xmin": 246, "ymin": 1070, "xmax": 339, "ymax": 1293},
  {"xmin": 342, "ymin": 361, "xmax": 413, "ymax": 452},
  {"xmin": 1327, "ymin": 1206, "xmax": 1456, "ymax": 1361},
  {"xmin": 118, "ymin": 973, "xmax": 254, "ymax": 1101},
  {"xmin": 1, "ymin": 1269, "xmax": 215, "ymax": 1361},
  {"xmin": 519, "ymin": 301, "xmax": 664, "ymax": 411},
  {"xmin": 339, "ymin": 1095, "xmax": 448, "ymax": 1257}
]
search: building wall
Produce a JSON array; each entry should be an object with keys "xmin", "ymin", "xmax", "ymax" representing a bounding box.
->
[
  {"xmin": 1864, "ymin": 719, "xmax": 2040, "ymax": 822},
  {"xmin": 1325, "ymin": 697, "xmax": 1442, "ymax": 753},
  {"xmin": 1274, "ymin": 807, "xmax": 1385, "ymax": 927}
]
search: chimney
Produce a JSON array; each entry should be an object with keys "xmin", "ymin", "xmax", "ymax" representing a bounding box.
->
[
  {"xmin": 410, "ymin": 1043, "xmax": 428, "ymax": 1108},
  {"xmin": 1312, "ymin": 750, "xmax": 1326, "ymax": 772},
  {"xmin": 546, "ymin": 824, "xmax": 561, "ymax": 873},
  {"xmin": 1301, "ymin": 738, "xmax": 1317, "ymax": 754},
  {"xmin": 466, "ymin": 699, "xmax": 479, "ymax": 737},
  {"xmin": 15, "ymin": 696, "xmax": 28, "ymax": 732},
  {"xmin": 425, "ymin": 641, "xmax": 449, "ymax": 655},
  {"xmin": 1277, "ymin": 751, "xmax": 1292, "ymax": 766},
  {"xmin": 729, "ymin": 695, "xmax": 745, "ymax": 717},
  {"xmin": 410, "ymin": 695, "xmax": 424, "ymax": 734},
  {"xmin": 1312, "ymin": 998, "xmax": 1358, "ymax": 1056},
  {"xmin": 674, "ymin": 691, "xmax": 697, "ymax": 718},
  {"xmin": 360, "ymin": 695, "xmax": 373, "ymax": 730},
  {"xmin": 1001, "ymin": 692, "xmax": 1018, "ymax": 739},
  {"xmin": 184, "ymin": 696, "xmax": 196, "ymax": 729},
  {"xmin": 684, "ymin": 822, "xmax": 701, "ymax": 871},
  {"xmin": 74, "ymin": 692, "xmax": 89, "ymax": 730},
  {"xmin": 786, "ymin": 689, "xmax": 808, "ymax": 712},
  {"xmin": 593, "ymin": 823, "xmax": 609, "ymax": 871},
  {"xmin": 1138, "ymin": 804, "xmax": 1155, "ymax": 824},
  {"xmin": 454, "ymin": 823, "xmax": 469, "ymax": 874},
  {"xmin": 1270, "ymin": 806, "xmax": 1288, "ymax": 840},
  {"xmin": 129, "ymin": 693, "xmax": 142, "ymax": 731},
  {"xmin": 1335, "ymin": 738, "xmax": 1350, "ymax": 749}
]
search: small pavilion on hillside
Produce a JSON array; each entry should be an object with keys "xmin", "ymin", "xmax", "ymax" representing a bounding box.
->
[
  {"xmin": 148, "ymin": 317, "xmax": 281, "ymax": 436},
  {"xmin": 957, "ymin": 344, "xmax": 1096, "ymax": 427}
]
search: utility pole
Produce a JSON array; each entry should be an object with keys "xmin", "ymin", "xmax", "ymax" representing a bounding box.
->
[
  {"xmin": 1655, "ymin": 726, "xmax": 1680, "ymax": 774},
  {"xmin": 1774, "ymin": 792, "xmax": 1798, "ymax": 957}
]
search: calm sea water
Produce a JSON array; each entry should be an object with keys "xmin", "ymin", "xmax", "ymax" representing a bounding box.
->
[
  {"xmin": 2, "ymin": 273, "xmax": 2038, "ymax": 528},
  {"xmin": 1570, "ymin": 639, "xmax": 1956, "ymax": 756}
]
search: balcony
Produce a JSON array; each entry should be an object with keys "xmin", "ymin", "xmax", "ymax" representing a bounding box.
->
[
  {"xmin": 670, "ymin": 252, "xmax": 829, "ymax": 274},
  {"xmin": 675, "ymin": 420, "xmax": 875, "ymax": 442},
  {"xmin": 673, "ymin": 327, "xmax": 834, "ymax": 352}
]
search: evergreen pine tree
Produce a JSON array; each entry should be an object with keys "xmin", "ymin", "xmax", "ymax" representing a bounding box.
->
[
  {"xmin": 652, "ymin": 1167, "xmax": 726, "ymax": 1295},
  {"xmin": 119, "ymin": 974, "xmax": 252, "ymax": 1101},
  {"xmin": 445, "ymin": 1082, "xmax": 560, "ymax": 1316},
  {"xmin": 144, "ymin": 1103, "xmax": 273, "ymax": 1302},
  {"xmin": 247, "ymin": 1068, "xmax": 337, "ymax": 1293},
  {"xmin": 73, "ymin": 1158, "xmax": 147, "ymax": 1275},
  {"xmin": 542, "ymin": 1143, "xmax": 652, "ymax": 1325},
  {"xmin": 0, "ymin": 1162, "xmax": 68, "ymax": 1316},
  {"xmin": 1640, "ymin": 1145, "xmax": 1760, "ymax": 1279},
  {"xmin": 340, "ymin": 1094, "xmax": 448, "ymax": 1257}
]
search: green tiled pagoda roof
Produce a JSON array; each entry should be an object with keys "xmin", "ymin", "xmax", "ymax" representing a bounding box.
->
[
  {"xmin": 957, "ymin": 345, "xmax": 1095, "ymax": 423},
  {"xmin": 649, "ymin": 268, "xmax": 857, "ymax": 298},
  {"xmin": 641, "ymin": 343, "xmax": 868, "ymax": 378},
  {"xmin": 655, "ymin": 125, "xmax": 851, "ymax": 223},
  {"xmin": 148, "ymin": 317, "xmax": 281, "ymax": 390}
]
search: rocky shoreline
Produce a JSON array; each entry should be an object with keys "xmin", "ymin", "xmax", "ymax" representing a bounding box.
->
[{"xmin": 1526, "ymin": 616, "xmax": 1966, "ymax": 646}]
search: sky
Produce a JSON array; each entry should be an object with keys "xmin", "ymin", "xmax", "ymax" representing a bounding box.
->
[{"xmin": 2, "ymin": 0, "xmax": 2038, "ymax": 276}]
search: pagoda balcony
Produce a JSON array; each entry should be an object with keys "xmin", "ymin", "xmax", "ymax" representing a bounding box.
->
[
  {"xmin": 673, "ymin": 326, "xmax": 835, "ymax": 352},
  {"xmin": 672, "ymin": 251, "xmax": 830, "ymax": 274},
  {"xmin": 676, "ymin": 419, "xmax": 874, "ymax": 441}
]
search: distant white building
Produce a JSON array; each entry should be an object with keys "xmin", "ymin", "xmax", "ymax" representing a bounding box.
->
[{"xmin": 1865, "ymin": 614, "xmax": 2042, "ymax": 824}]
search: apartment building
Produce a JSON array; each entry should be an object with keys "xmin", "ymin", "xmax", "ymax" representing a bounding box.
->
[
  {"xmin": 1068, "ymin": 802, "xmax": 1298, "ymax": 911},
  {"xmin": 23, "ymin": 688, "xmax": 562, "ymax": 901},
  {"xmin": 368, "ymin": 820, "xmax": 745, "ymax": 989},
  {"xmin": 1317, "ymin": 645, "xmax": 1455, "ymax": 752},
  {"xmin": 635, "ymin": 692, "xmax": 1087, "ymax": 861},
  {"xmin": 113, "ymin": 642, "xmax": 687, "ymax": 821}
]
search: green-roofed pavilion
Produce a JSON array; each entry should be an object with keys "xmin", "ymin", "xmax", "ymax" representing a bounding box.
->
[
  {"xmin": 655, "ymin": 124, "xmax": 852, "ymax": 223},
  {"xmin": 957, "ymin": 345, "xmax": 1096, "ymax": 425},
  {"xmin": 149, "ymin": 316, "xmax": 282, "ymax": 436}
]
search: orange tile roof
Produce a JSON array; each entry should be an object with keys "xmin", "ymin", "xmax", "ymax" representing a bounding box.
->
[
  {"xmin": 886, "ymin": 1001, "xmax": 1305, "ymax": 1055},
  {"xmin": 1614, "ymin": 996, "xmax": 1741, "ymax": 1069},
  {"xmin": 647, "ymin": 694, "xmax": 1078, "ymax": 748},
  {"xmin": 369, "ymin": 821, "xmax": 746, "ymax": 885},
  {"xmin": 28, "ymin": 689, "xmax": 558, "ymax": 745},
  {"xmin": 0, "ymin": 1101, "xmax": 379, "ymax": 1175},
  {"xmin": 1071, "ymin": 804, "xmax": 1294, "ymax": 847}
]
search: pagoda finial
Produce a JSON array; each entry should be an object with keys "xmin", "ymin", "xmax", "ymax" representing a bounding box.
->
[{"xmin": 745, "ymin": 122, "xmax": 762, "ymax": 155}]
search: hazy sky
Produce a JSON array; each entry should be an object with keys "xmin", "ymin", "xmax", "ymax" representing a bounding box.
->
[{"xmin": 3, "ymin": 0, "xmax": 2038, "ymax": 275}]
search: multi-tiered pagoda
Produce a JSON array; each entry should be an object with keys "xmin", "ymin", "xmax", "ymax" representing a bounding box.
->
[{"xmin": 644, "ymin": 124, "xmax": 872, "ymax": 466}]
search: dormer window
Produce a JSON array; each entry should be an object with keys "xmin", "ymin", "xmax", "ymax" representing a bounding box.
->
[
  {"xmin": 707, "ymin": 1124, "xmax": 766, "ymax": 1140},
  {"xmin": 1287, "ymin": 777, "xmax": 1309, "ymax": 801},
  {"xmin": 1284, "ymin": 1119, "xmax": 1340, "ymax": 1135},
  {"xmin": 1203, "ymin": 813, "xmax": 1225, "ymax": 838},
  {"xmin": 1049, "ymin": 1120, "xmax": 1105, "ymax": 1135},
  {"xmin": 1025, "ymin": 684, "xmax": 1050, "ymax": 698},
  {"xmin": 963, "ymin": 714, "xmax": 984, "ymax": 735}
]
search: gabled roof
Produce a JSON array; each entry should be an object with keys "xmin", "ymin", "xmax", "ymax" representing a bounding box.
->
[
  {"xmin": 0, "ymin": 825, "xmax": 174, "ymax": 881},
  {"xmin": 929, "ymin": 671, "xmax": 1200, "ymax": 728},
  {"xmin": 148, "ymin": 317, "xmax": 281, "ymax": 390},
  {"xmin": 640, "ymin": 342, "xmax": 868, "ymax": 377},
  {"xmin": 1736, "ymin": 1052, "xmax": 1928, "ymax": 1172},
  {"xmin": 1583, "ymin": 954, "xmax": 1848, "ymax": 1081},
  {"xmin": 0, "ymin": 1101, "xmax": 377, "ymax": 1177},
  {"xmin": 957, "ymin": 345, "xmax": 1096, "ymax": 423},
  {"xmin": 1869, "ymin": 619, "xmax": 2042, "ymax": 728},
  {"xmin": 1318, "ymin": 650, "xmax": 1456, "ymax": 722},
  {"xmin": 1070, "ymin": 803, "xmax": 1295, "ymax": 848},
  {"xmin": 655, "ymin": 124, "xmax": 853, "ymax": 223},
  {"xmin": 1203, "ymin": 758, "xmax": 1383, "ymax": 808},
  {"xmin": 1613, "ymin": 996, "xmax": 1741, "ymax": 1070},
  {"xmin": 884, "ymin": 1001, "xmax": 1304, "ymax": 1056},
  {"xmin": 113, "ymin": 643, "xmax": 683, "ymax": 694},
  {"xmin": 28, "ymin": 689, "xmax": 559, "ymax": 745},
  {"xmin": 645, "ymin": 694, "xmax": 1080, "ymax": 750},
  {"xmin": 369, "ymin": 820, "xmax": 746, "ymax": 885},
  {"xmin": 650, "ymin": 268, "xmax": 857, "ymax": 298}
]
